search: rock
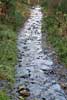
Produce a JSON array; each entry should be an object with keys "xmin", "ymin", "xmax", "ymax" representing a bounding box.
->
[
  {"xmin": 50, "ymin": 70, "xmax": 55, "ymax": 74},
  {"xmin": 18, "ymin": 85, "xmax": 25, "ymax": 92},
  {"xmin": 19, "ymin": 64, "xmax": 22, "ymax": 67},
  {"xmin": 23, "ymin": 46, "xmax": 27, "ymax": 49},
  {"xmin": 18, "ymin": 85, "xmax": 30, "ymax": 97},
  {"xmin": 18, "ymin": 96, "xmax": 25, "ymax": 100},
  {"xmin": 18, "ymin": 69, "xmax": 29, "ymax": 78},
  {"xmin": 60, "ymin": 83, "xmax": 67, "ymax": 90},
  {"xmin": 19, "ymin": 89, "xmax": 30, "ymax": 97},
  {"xmin": 42, "ymin": 98, "xmax": 46, "ymax": 100}
]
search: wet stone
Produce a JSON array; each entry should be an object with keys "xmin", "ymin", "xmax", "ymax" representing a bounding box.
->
[
  {"xmin": 19, "ymin": 90, "xmax": 30, "ymax": 97},
  {"xmin": 42, "ymin": 98, "xmax": 46, "ymax": 100},
  {"xmin": 17, "ymin": 69, "xmax": 29, "ymax": 78},
  {"xmin": 18, "ymin": 86, "xmax": 30, "ymax": 97},
  {"xmin": 44, "ymin": 60, "xmax": 53, "ymax": 66},
  {"xmin": 23, "ymin": 46, "xmax": 27, "ymax": 49},
  {"xmin": 18, "ymin": 64, "xmax": 22, "ymax": 67},
  {"xmin": 60, "ymin": 83, "xmax": 67, "ymax": 90}
]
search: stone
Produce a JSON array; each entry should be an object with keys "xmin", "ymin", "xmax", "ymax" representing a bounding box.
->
[
  {"xmin": 42, "ymin": 98, "xmax": 46, "ymax": 100},
  {"xmin": 18, "ymin": 85, "xmax": 25, "ymax": 92},
  {"xmin": 19, "ymin": 89, "xmax": 30, "ymax": 97},
  {"xmin": 44, "ymin": 60, "xmax": 53, "ymax": 66},
  {"xmin": 23, "ymin": 46, "xmax": 27, "ymax": 49},
  {"xmin": 18, "ymin": 85, "xmax": 30, "ymax": 97},
  {"xmin": 40, "ymin": 65, "xmax": 50, "ymax": 71},
  {"xmin": 60, "ymin": 83, "xmax": 67, "ymax": 90},
  {"xmin": 18, "ymin": 68, "xmax": 29, "ymax": 78},
  {"xmin": 49, "ymin": 70, "xmax": 55, "ymax": 74},
  {"xmin": 18, "ymin": 96, "xmax": 25, "ymax": 100},
  {"xmin": 19, "ymin": 64, "xmax": 22, "ymax": 67}
]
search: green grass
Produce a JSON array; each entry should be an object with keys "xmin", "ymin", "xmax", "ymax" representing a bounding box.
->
[
  {"xmin": 0, "ymin": 24, "xmax": 17, "ymax": 82},
  {"xmin": 0, "ymin": 3, "xmax": 30, "ymax": 82},
  {"xmin": 0, "ymin": 90, "xmax": 10, "ymax": 100},
  {"xmin": 42, "ymin": 15, "xmax": 67, "ymax": 67},
  {"xmin": 47, "ymin": 32, "xmax": 67, "ymax": 65},
  {"xmin": 0, "ymin": 2, "xmax": 30, "ymax": 99}
]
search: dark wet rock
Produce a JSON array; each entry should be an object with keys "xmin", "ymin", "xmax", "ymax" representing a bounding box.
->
[
  {"xmin": 20, "ymin": 75, "xmax": 29, "ymax": 79},
  {"xmin": 22, "ymin": 54, "xmax": 25, "ymax": 56},
  {"xmin": 24, "ymin": 42, "xmax": 26, "ymax": 45},
  {"xmin": 37, "ymin": 57, "xmax": 40, "ymax": 59},
  {"xmin": 18, "ymin": 64, "xmax": 22, "ymax": 67},
  {"xmin": 44, "ymin": 50, "xmax": 48, "ymax": 54},
  {"xmin": 0, "ymin": 80, "xmax": 8, "ymax": 90},
  {"xmin": 18, "ymin": 55, "xmax": 22, "ymax": 59},
  {"xmin": 28, "ymin": 28, "xmax": 31, "ymax": 30},
  {"xmin": 49, "ymin": 70, "xmax": 55, "ymax": 74},
  {"xmin": 22, "ymin": 51, "xmax": 24, "ymax": 54},
  {"xmin": 18, "ymin": 58, "xmax": 22, "ymax": 62},
  {"xmin": 42, "ymin": 98, "xmax": 46, "ymax": 100},
  {"xmin": 23, "ymin": 46, "xmax": 27, "ymax": 49}
]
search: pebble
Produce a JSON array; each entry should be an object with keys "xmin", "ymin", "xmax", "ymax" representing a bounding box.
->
[
  {"xmin": 60, "ymin": 83, "xmax": 67, "ymax": 90},
  {"xmin": 19, "ymin": 90, "xmax": 30, "ymax": 97}
]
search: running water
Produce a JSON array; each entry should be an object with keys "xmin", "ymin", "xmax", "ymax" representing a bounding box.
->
[{"xmin": 15, "ymin": 6, "xmax": 66, "ymax": 100}]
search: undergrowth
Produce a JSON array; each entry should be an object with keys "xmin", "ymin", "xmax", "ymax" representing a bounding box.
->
[
  {"xmin": 0, "ymin": 90, "xmax": 10, "ymax": 100},
  {"xmin": 42, "ymin": 0, "xmax": 67, "ymax": 67},
  {"xmin": 0, "ymin": 0, "xmax": 30, "ymax": 99}
]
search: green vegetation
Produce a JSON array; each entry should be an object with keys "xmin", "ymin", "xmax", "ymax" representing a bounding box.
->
[
  {"xmin": 0, "ymin": 25, "xmax": 17, "ymax": 82},
  {"xmin": 0, "ymin": 0, "xmax": 30, "ymax": 99},
  {"xmin": 0, "ymin": 0, "xmax": 30, "ymax": 81},
  {"xmin": 41, "ymin": 0, "xmax": 67, "ymax": 67},
  {"xmin": 0, "ymin": 90, "xmax": 10, "ymax": 100}
]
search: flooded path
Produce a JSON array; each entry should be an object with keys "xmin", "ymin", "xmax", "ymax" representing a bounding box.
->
[{"xmin": 15, "ymin": 6, "xmax": 66, "ymax": 100}]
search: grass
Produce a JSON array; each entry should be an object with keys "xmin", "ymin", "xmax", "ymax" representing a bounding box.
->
[
  {"xmin": 0, "ymin": 90, "xmax": 10, "ymax": 100},
  {"xmin": 42, "ymin": 14, "xmax": 67, "ymax": 67},
  {"xmin": 0, "ymin": 2, "xmax": 30, "ymax": 82},
  {"xmin": 0, "ymin": 2, "xmax": 30, "ymax": 99},
  {"xmin": 0, "ymin": 24, "xmax": 17, "ymax": 82}
]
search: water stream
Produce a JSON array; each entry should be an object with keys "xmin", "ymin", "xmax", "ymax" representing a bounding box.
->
[{"xmin": 15, "ymin": 6, "xmax": 66, "ymax": 100}]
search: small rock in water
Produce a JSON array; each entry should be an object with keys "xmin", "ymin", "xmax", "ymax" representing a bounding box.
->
[
  {"xmin": 42, "ymin": 98, "xmax": 46, "ymax": 100},
  {"xmin": 19, "ymin": 64, "xmax": 22, "ymax": 67},
  {"xmin": 49, "ymin": 70, "xmax": 55, "ymax": 74},
  {"xmin": 18, "ymin": 96, "xmax": 24, "ymax": 100},
  {"xmin": 18, "ymin": 85, "xmax": 25, "ymax": 92},
  {"xmin": 19, "ymin": 89, "xmax": 30, "ymax": 97},
  {"xmin": 60, "ymin": 83, "xmax": 67, "ymax": 90},
  {"xmin": 28, "ymin": 27, "xmax": 31, "ymax": 30},
  {"xmin": 18, "ymin": 85, "xmax": 30, "ymax": 97},
  {"xmin": 23, "ymin": 46, "xmax": 27, "ymax": 49}
]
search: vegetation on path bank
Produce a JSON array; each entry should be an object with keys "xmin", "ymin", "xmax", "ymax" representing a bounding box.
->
[
  {"xmin": 41, "ymin": 0, "xmax": 67, "ymax": 67},
  {"xmin": 0, "ymin": 0, "xmax": 30, "ymax": 99},
  {"xmin": 0, "ymin": 90, "xmax": 10, "ymax": 100}
]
